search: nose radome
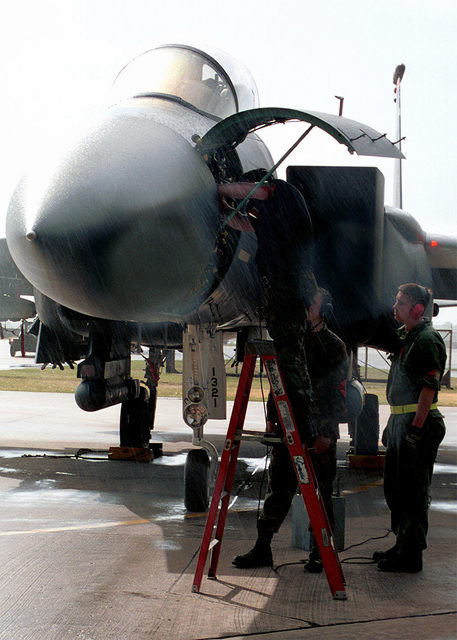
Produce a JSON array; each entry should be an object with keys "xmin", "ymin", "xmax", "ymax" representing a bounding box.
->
[{"xmin": 6, "ymin": 109, "xmax": 220, "ymax": 322}]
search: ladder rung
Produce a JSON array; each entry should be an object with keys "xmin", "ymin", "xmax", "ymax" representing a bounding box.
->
[{"xmin": 244, "ymin": 340, "xmax": 276, "ymax": 356}]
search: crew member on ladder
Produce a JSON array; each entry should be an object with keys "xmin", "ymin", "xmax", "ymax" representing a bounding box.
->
[
  {"xmin": 239, "ymin": 170, "xmax": 318, "ymax": 442},
  {"xmin": 233, "ymin": 288, "xmax": 348, "ymax": 570},
  {"xmin": 374, "ymin": 283, "xmax": 446, "ymax": 572}
]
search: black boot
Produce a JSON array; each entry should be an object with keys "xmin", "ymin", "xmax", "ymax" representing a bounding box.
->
[
  {"xmin": 372, "ymin": 544, "xmax": 398, "ymax": 562},
  {"xmin": 377, "ymin": 551, "xmax": 422, "ymax": 573},
  {"xmin": 304, "ymin": 546, "xmax": 323, "ymax": 574},
  {"xmin": 232, "ymin": 542, "xmax": 273, "ymax": 568}
]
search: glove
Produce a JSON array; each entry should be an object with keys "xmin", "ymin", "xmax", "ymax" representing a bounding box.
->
[
  {"xmin": 406, "ymin": 425, "xmax": 422, "ymax": 450},
  {"xmin": 313, "ymin": 435, "xmax": 331, "ymax": 455}
]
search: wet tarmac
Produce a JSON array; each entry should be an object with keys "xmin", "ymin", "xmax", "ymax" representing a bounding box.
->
[{"xmin": 0, "ymin": 342, "xmax": 456, "ymax": 639}]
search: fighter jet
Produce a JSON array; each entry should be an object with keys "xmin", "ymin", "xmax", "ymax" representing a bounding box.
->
[{"xmin": 2, "ymin": 44, "xmax": 456, "ymax": 510}]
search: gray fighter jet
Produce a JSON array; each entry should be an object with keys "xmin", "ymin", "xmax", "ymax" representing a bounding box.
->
[{"xmin": 2, "ymin": 44, "xmax": 456, "ymax": 510}]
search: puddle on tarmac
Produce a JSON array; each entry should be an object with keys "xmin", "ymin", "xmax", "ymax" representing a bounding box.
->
[
  {"xmin": 0, "ymin": 449, "xmax": 60, "ymax": 459},
  {"xmin": 433, "ymin": 463, "xmax": 457, "ymax": 474},
  {"xmin": 154, "ymin": 454, "xmax": 188, "ymax": 467},
  {"xmin": 430, "ymin": 500, "xmax": 457, "ymax": 513},
  {"xmin": 0, "ymin": 487, "xmax": 96, "ymax": 505},
  {"xmin": 154, "ymin": 539, "xmax": 182, "ymax": 551},
  {"xmin": 239, "ymin": 456, "xmax": 268, "ymax": 474},
  {"xmin": 0, "ymin": 466, "xmax": 21, "ymax": 475}
]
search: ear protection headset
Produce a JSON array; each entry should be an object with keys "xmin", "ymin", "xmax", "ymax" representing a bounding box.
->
[
  {"xmin": 410, "ymin": 285, "xmax": 430, "ymax": 320},
  {"xmin": 410, "ymin": 303, "xmax": 424, "ymax": 320},
  {"xmin": 319, "ymin": 288, "xmax": 334, "ymax": 318}
]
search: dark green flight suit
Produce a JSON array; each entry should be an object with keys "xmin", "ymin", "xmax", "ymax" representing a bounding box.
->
[
  {"xmin": 251, "ymin": 178, "xmax": 318, "ymax": 442},
  {"xmin": 382, "ymin": 320, "xmax": 446, "ymax": 557},
  {"xmin": 258, "ymin": 324, "xmax": 348, "ymax": 537}
]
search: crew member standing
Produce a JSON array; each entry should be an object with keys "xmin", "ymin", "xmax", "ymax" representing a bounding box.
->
[
  {"xmin": 375, "ymin": 283, "xmax": 446, "ymax": 572},
  {"xmin": 232, "ymin": 288, "xmax": 348, "ymax": 569}
]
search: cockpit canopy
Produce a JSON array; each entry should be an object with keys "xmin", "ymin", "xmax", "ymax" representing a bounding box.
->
[{"xmin": 111, "ymin": 44, "xmax": 259, "ymax": 119}]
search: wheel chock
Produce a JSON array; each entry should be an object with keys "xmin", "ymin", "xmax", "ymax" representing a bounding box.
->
[
  {"xmin": 346, "ymin": 452, "xmax": 385, "ymax": 469},
  {"xmin": 108, "ymin": 446, "xmax": 152, "ymax": 462}
]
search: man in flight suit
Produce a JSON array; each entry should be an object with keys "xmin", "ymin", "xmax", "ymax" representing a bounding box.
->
[
  {"xmin": 248, "ymin": 173, "xmax": 318, "ymax": 445},
  {"xmin": 219, "ymin": 171, "xmax": 318, "ymax": 443},
  {"xmin": 232, "ymin": 288, "xmax": 348, "ymax": 570},
  {"xmin": 374, "ymin": 283, "xmax": 446, "ymax": 572}
]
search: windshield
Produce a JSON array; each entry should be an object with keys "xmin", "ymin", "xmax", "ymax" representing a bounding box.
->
[{"xmin": 111, "ymin": 44, "xmax": 259, "ymax": 119}]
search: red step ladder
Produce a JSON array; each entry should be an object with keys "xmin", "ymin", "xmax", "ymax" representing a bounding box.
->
[{"xmin": 192, "ymin": 341, "xmax": 347, "ymax": 600}]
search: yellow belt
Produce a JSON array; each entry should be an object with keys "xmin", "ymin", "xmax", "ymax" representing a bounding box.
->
[{"xmin": 390, "ymin": 402, "xmax": 438, "ymax": 415}]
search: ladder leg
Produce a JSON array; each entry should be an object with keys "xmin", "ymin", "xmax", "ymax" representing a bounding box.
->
[
  {"xmin": 261, "ymin": 353, "xmax": 346, "ymax": 600},
  {"xmin": 298, "ymin": 446, "xmax": 346, "ymax": 599},
  {"xmin": 192, "ymin": 354, "xmax": 257, "ymax": 592},
  {"xmin": 207, "ymin": 442, "xmax": 240, "ymax": 577}
]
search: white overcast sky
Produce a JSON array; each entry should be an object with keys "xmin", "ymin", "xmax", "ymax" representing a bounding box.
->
[{"xmin": 1, "ymin": 0, "xmax": 456, "ymax": 323}]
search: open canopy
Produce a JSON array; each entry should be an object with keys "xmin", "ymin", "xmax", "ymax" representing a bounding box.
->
[{"xmin": 200, "ymin": 107, "xmax": 405, "ymax": 159}]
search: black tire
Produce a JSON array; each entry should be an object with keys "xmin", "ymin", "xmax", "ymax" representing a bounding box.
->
[
  {"xmin": 10, "ymin": 345, "xmax": 16, "ymax": 357},
  {"xmin": 355, "ymin": 393, "xmax": 379, "ymax": 455},
  {"xmin": 119, "ymin": 384, "xmax": 151, "ymax": 448},
  {"xmin": 184, "ymin": 449, "xmax": 210, "ymax": 512}
]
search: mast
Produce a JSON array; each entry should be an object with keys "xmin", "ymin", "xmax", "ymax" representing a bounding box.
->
[{"xmin": 393, "ymin": 63, "xmax": 405, "ymax": 208}]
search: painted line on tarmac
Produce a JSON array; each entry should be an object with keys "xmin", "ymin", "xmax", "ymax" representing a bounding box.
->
[
  {"xmin": 342, "ymin": 478, "xmax": 384, "ymax": 494},
  {"xmin": 0, "ymin": 518, "xmax": 150, "ymax": 536}
]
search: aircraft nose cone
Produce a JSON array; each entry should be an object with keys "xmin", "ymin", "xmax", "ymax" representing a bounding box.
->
[{"xmin": 6, "ymin": 109, "xmax": 220, "ymax": 321}]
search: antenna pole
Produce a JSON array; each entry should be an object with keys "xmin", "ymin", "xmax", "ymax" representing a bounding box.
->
[{"xmin": 393, "ymin": 64, "xmax": 405, "ymax": 208}]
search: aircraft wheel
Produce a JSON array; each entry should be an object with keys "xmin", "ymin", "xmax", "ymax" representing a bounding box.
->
[{"xmin": 184, "ymin": 449, "xmax": 210, "ymax": 512}]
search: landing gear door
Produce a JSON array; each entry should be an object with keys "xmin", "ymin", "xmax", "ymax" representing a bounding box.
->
[{"xmin": 182, "ymin": 325, "xmax": 227, "ymax": 427}]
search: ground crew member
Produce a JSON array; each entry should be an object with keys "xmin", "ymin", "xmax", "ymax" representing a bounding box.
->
[
  {"xmin": 242, "ymin": 171, "xmax": 318, "ymax": 444},
  {"xmin": 219, "ymin": 171, "xmax": 318, "ymax": 442},
  {"xmin": 374, "ymin": 283, "xmax": 446, "ymax": 572},
  {"xmin": 232, "ymin": 288, "xmax": 348, "ymax": 570}
]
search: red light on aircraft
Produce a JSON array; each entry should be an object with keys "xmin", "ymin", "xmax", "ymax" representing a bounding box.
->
[{"xmin": 430, "ymin": 240, "xmax": 439, "ymax": 247}]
